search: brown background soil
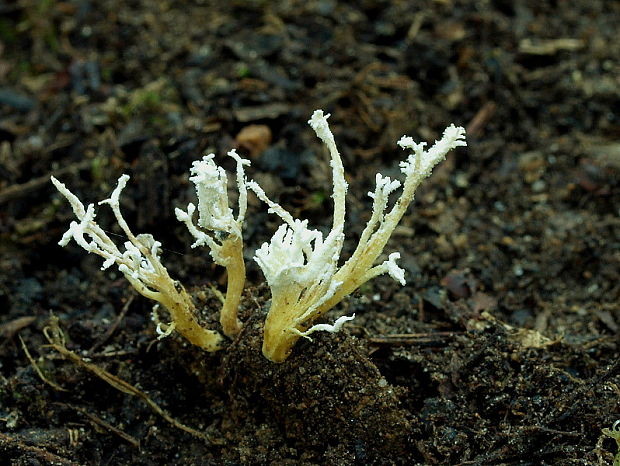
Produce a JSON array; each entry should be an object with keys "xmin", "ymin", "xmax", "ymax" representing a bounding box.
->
[{"xmin": 0, "ymin": 1, "xmax": 619, "ymax": 464}]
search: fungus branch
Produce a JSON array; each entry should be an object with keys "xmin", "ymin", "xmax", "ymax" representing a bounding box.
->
[
  {"xmin": 51, "ymin": 175, "xmax": 222, "ymax": 351},
  {"xmin": 174, "ymin": 149, "xmax": 250, "ymax": 337},
  {"xmin": 51, "ymin": 109, "xmax": 465, "ymax": 364},
  {"xmin": 251, "ymin": 110, "xmax": 466, "ymax": 362}
]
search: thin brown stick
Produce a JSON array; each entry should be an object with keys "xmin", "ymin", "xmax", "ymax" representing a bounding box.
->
[
  {"xmin": 19, "ymin": 334, "xmax": 68, "ymax": 392},
  {"xmin": 88, "ymin": 295, "xmax": 134, "ymax": 354},
  {"xmin": 0, "ymin": 159, "xmax": 91, "ymax": 204},
  {"xmin": 64, "ymin": 404, "xmax": 140, "ymax": 448},
  {"xmin": 368, "ymin": 331, "xmax": 462, "ymax": 346},
  {"xmin": 466, "ymin": 101, "xmax": 496, "ymax": 138}
]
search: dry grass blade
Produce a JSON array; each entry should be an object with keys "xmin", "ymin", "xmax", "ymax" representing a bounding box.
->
[
  {"xmin": 63, "ymin": 404, "xmax": 140, "ymax": 448},
  {"xmin": 368, "ymin": 331, "xmax": 462, "ymax": 346}
]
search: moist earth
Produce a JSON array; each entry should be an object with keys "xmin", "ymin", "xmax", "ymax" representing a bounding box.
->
[{"xmin": 0, "ymin": 1, "xmax": 619, "ymax": 464}]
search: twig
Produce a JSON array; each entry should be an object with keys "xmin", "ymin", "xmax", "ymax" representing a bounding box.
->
[
  {"xmin": 18, "ymin": 334, "xmax": 68, "ymax": 392},
  {"xmin": 368, "ymin": 331, "xmax": 462, "ymax": 346},
  {"xmin": 88, "ymin": 349, "xmax": 140, "ymax": 358},
  {"xmin": 88, "ymin": 295, "xmax": 134, "ymax": 354},
  {"xmin": 519, "ymin": 425, "xmax": 581, "ymax": 438},
  {"xmin": 466, "ymin": 101, "xmax": 496, "ymax": 138},
  {"xmin": 0, "ymin": 159, "xmax": 91, "ymax": 205},
  {"xmin": 63, "ymin": 404, "xmax": 140, "ymax": 448}
]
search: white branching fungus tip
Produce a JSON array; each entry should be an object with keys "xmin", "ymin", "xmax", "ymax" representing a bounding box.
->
[
  {"xmin": 398, "ymin": 124, "xmax": 466, "ymax": 178},
  {"xmin": 253, "ymin": 110, "xmax": 466, "ymax": 362},
  {"xmin": 382, "ymin": 252, "xmax": 406, "ymax": 286},
  {"xmin": 308, "ymin": 110, "xmax": 334, "ymax": 145},
  {"xmin": 152, "ymin": 305, "xmax": 176, "ymax": 340},
  {"xmin": 293, "ymin": 314, "xmax": 356, "ymax": 341},
  {"xmin": 175, "ymin": 150, "xmax": 250, "ymax": 264}
]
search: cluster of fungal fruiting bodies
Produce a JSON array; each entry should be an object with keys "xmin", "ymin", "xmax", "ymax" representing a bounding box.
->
[{"xmin": 52, "ymin": 110, "xmax": 466, "ymax": 362}]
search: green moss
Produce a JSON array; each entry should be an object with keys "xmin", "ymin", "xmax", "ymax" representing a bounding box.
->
[
  {"xmin": 120, "ymin": 79, "xmax": 178, "ymax": 119},
  {"xmin": 309, "ymin": 190, "xmax": 327, "ymax": 208},
  {"xmin": 90, "ymin": 156, "xmax": 107, "ymax": 183},
  {"xmin": 236, "ymin": 63, "xmax": 251, "ymax": 78},
  {"xmin": 0, "ymin": 18, "xmax": 17, "ymax": 43}
]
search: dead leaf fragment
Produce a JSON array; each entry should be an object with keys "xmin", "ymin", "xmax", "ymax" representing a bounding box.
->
[{"xmin": 235, "ymin": 124, "xmax": 272, "ymax": 158}]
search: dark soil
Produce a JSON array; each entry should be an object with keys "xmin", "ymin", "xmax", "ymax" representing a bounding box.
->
[{"xmin": 1, "ymin": 1, "xmax": 619, "ymax": 464}]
